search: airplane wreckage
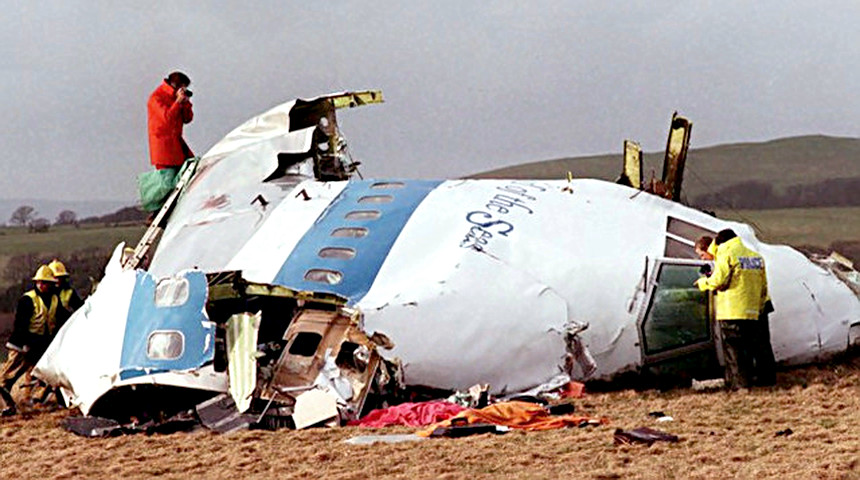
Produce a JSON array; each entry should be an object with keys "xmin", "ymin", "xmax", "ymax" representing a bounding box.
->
[{"xmin": 35, "ymin": 90, "xmax": 860, "ymax": 432}]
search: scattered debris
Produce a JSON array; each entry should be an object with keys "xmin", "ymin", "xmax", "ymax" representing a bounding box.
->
[
  {"xmin": 613, "ymin": 427, "xmax": 679, "ymax": 445},
  {"xmin": 447, "ymin": 383, "xmax": 491, "ymax": 408},
  {"xmin": 63, "ymin": 416, "xmax": 124, "ymax": 438},
  {"xmin": 418, "ymin": 401, "xmax": 608, "ymax": 437},
  {"xmin": 344, "ymin": 434, "xmax": 427, "ymax": 445},
  {"xmin": 292, "ymin": 388, "xmax": 339, "ymax": 429},
  {"xmin": 647, "ymin": 411, "xmax": 674, "ymax": 422},
  {"xmin": 692, "ymin": 378, "xmax": 725, "ymax": 391},
  {"xmin": 428, "ymin": 419, "xmax": 509, "ymax": 438},
  {"xmin": 547, "ymin": 399, "xmax": 576, "ymax": 416},
  {"xmin": 63, "ymin": 411, "xmax": 200, "ymax": 438},
  {"xmin": 196, "ymin": 394, "xmax": 255, "ymax": 434}
]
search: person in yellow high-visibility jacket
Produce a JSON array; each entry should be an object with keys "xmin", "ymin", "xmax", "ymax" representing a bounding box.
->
[
  {"xmin": 0, "ymin": 266, "xmax": 60, "ymax": 415},
  {"xmin": 695, "ymin": 229, "xmax": 771, "ymax": 389},
  {"xmin": 48, "ymin": 259, "xmax": 83, "ymax": 325}
]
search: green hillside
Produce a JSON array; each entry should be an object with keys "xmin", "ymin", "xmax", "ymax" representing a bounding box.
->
[{"xmin": 471, "ymin": 135, "xmax": 860, "ymax": 203}]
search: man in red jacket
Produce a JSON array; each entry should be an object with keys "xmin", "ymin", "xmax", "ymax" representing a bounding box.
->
[{"xmin": 148, "ymin": 71, "xmax": 194, "ymax": 170}]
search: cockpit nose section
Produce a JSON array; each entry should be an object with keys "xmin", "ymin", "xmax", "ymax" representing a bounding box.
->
[{"xmin": 118, "ymin": 270, "xmax": 215, "ymax": 380}]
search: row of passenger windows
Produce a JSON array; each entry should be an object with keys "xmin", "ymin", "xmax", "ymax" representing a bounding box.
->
[{"xmin": 303, "ymin": 182, "xmax": 404, "ymax": 285}]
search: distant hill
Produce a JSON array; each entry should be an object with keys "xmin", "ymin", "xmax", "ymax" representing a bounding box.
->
[{"xmin": 471, "ymin": 135, "xmax": 860, "ymax": 208}]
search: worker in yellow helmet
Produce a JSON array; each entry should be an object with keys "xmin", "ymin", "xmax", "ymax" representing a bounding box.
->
[
  {"xmin": 48, "ymin": 259, "xmax": 83, "ymax": 323},
  {"xmin": 0, "ymin": 265, "xmax": 60, "ymax": 416}
]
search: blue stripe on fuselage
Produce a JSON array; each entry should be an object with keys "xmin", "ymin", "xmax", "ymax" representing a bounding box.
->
[
  {"xmin": 272, "ymin": 179, "xmax": 442, "ymax": 304},
  {"xmin": 119, "ymin": 270, "xmax": 214, "ymax": 380}
]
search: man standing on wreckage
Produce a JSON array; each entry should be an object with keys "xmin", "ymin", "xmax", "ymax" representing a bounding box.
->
[{"xmin": 696, "ymin": 229, "xmax": 775, "ymax": 389}]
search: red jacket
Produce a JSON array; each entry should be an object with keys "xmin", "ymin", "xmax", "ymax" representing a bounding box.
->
[{"xmin": 148, "ymin": 81, "xmax": 194, "ymax": 169}]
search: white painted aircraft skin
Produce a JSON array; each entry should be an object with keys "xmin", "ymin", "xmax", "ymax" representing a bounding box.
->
[{"xmin": 34, "ymin": 97, "xmax": 860, "ymax": 414}]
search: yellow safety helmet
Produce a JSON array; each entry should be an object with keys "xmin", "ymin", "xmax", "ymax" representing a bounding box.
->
[
  {"xmin": 32, "ymin": 265, "xmax": 58, "ymax": 282},
  {"xmin": 48, "ymin": 259, "xmax": 69, "ymax": 277}
]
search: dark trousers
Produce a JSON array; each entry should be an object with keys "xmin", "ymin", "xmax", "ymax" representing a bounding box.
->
[
  {"xmin": 750, "ymin": 313, "xmax": 777, "ymax": 386},
  {"xmin": 719, "ymin": 320, "xmax": 756, "ymax": 389}
]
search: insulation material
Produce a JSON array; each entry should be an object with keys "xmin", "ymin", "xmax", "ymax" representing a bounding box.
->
[{"xmin": 226, "ymin": 312, "xmax": 261, "ymax": 413}]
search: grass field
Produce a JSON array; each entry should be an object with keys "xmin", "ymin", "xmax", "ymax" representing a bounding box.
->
[
  {"xmin": 715, "ymin": 206, "xmax": 860, "ymax": 248},
  {"xmin": 0, "ymin": 224, "xmax": 145, "ymax": 257},
  {"xmin": 0, "ymin": 224, "xmax": 145, "ymax": 293}
]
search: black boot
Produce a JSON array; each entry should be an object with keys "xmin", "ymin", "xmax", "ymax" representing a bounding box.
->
[{"xmin": 0, "ymin": 387, "xmax": 17, "ymax": 416}]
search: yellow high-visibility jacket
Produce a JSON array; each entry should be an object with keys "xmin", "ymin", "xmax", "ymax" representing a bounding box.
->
[
  {"xmin": 696, "ymin": 237, "xmax": 768, "ymax": 320},
  {"xmin": 24, "ymin": 290, "xmax": 58, "ymax": 336}
]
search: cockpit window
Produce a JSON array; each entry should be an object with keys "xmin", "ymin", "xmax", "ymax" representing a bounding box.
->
[{"xmin": 664, "ymin": 216, "xmax": 716, "ymax": 259}]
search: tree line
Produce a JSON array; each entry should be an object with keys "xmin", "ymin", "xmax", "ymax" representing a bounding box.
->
[
  {"xmin": 6, "ymin": 205, "xmax": 146, "ymax": 231},
  {"xmin": 691, "ymin": 176, "xmax": 860, "ymax": 210}
]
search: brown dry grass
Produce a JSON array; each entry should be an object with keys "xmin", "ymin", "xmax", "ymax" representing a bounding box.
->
[{"xmin": 2, "ymin": 356, "xmax": 859, "ymax": 480}]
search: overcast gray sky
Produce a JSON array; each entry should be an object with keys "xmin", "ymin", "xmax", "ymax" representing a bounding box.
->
[{"xmin": 2, "ymin": 1, "xmax": 858, "ymax": 202}]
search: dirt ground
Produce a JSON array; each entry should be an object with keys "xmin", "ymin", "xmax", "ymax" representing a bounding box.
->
[{"xmin": 1, "ymin": 356, "xmax": 858, "ymax": 480}]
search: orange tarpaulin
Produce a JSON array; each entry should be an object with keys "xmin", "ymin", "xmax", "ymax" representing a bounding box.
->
[{"xmin": 417, "ymin": 401, "xmax": 608, "ymax": 437}]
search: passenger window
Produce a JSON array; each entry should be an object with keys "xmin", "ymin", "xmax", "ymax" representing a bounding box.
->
[
  {"xmin": 370, "ymin": 182, "xmax": 405, "ymax": 189},
  {"xmin": 318, "ymin": 247, "xmax": 356, "ymax": 260},
  {"xmin": 331, "ymin": 227, "xmax": 368, "ymax": 238},
  {"xmin": 358, "ymin": 195, "xmax": 393, "ymax": 204},
  {"xmin": 304, "ymin": 269, "xmax": 343, "ymax": 285},
  {"xmin": 147, "ymin": 330, "xmax": 184, "ymax": 360},
  {"xmin": 345, "ymin": 210, "xmax": 380, "ymax": 220},
  {"xmin": 641, "ymin": 263, "xmax": 710, "ymax": 355},
  {"xmin": 288, "ymin": 332, "xmax": 323, "ymax": 357}
]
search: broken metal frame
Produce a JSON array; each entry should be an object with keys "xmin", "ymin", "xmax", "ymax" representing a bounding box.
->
[
  {"xmin": 125, "ymin": 159, "xmax": 199, "ymax": 270},
  {"xmin": 260, "ymin": 308, "xmax": 383, "ymax": 422},
  {"xmin": 660, "ymin": 113, "xmax": 693, "ymax": 202},
  {"xmin": 618, "ymin": 140, "xmax": 643, "ymax": 189},
  {"xmin": 205, "ymin": 271, "xmax": 385, "ymax": 424}
]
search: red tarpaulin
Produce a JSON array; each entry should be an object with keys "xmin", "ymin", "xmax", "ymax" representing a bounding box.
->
[{"xmin": 350, "ymin": 401, "xmax": 466, "ymax": 428}]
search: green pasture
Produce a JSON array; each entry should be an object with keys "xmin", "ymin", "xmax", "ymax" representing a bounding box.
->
[
  {"xmin": 0, "ymin": 224, "xmax": 145, "ymax": 257},
  {"xmin": 0, "ymin": 224, "xmax": 145, "ymax": 290},
  {"xmin": 714, "ymin": 206, "xmax": 860, "ymax": 248}
]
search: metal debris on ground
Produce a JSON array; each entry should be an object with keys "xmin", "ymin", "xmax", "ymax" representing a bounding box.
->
[
  {"xmin": 692, "ymin": 378, "xmax": 725, "ymax": 391},
  {"xmin": 613, "ymin": 427, "xmax": 679, "ymax": 445},
  {"xmin": 647, "ymin": 411, "xmax": 674, "ymax": 422},
  {"xmin": 343, "ymin": 434, "xmax": 427, "ymax": 445}
]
